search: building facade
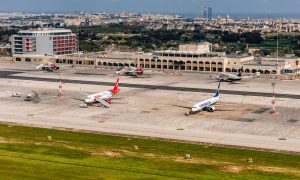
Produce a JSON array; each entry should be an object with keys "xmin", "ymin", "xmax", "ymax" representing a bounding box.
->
[
  {"xmin": 201, "ymin": 7, "xmax": 212, "ymax": 20},
  {"xmin": 11, "ymin": 28, "xmax": 77, "ymax": 56},
  {"xmin": 133, "ymin": 43, "xmax": 254, "ymax": 73},
  {"xmin": 11, "ymin": 43, "xmax": 300, "ymax": 75}
]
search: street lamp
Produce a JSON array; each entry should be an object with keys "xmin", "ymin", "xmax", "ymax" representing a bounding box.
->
[
  {"xmin": 58, "ymin": 71, "xmax": 63, "ymax": 97},
  {"xmin": 270, "ymin": 82, "xmax": 277, "ymax": 115}
]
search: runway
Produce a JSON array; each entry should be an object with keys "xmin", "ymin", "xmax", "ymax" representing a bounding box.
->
[{"xmin": 1, "ymin": 70, "xmax": 300, "ymax": 99}]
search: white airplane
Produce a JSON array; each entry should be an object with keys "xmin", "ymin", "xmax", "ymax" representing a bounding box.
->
[
  {"xmin": 218, "ymin": 72, "xmax": 243, "ymax": 82},
  {"xmin": 218, "ymin": 67, "xmax": 256, "ymax": 82},
  {"xmin": 180, "ymin": 82, "xmax": 221, "ymax": 115},
  {"xmin": 82, "ymin": 78, "xmax": 120, "ymax": 108},
  {"xmin": 36, "ymin": 62, "xmax": 59, "ymax": 72},
  {"xmin": 116, "ymin": 66, "xmax": 144, "ymax": 76}
]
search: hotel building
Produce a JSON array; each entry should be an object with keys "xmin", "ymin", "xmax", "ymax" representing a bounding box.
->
[{"xmin": 11, "ymin": 28, "xmax": 77, "ymax": 56}]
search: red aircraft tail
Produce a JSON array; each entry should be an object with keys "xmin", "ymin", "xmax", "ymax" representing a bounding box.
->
[
  {"xmin": 111, "ymin": 78, "xmax": 120, "ymax": 95},
  {"xmin": 136, "ymin": 67, "xmax": 144, "ymax": 75}
]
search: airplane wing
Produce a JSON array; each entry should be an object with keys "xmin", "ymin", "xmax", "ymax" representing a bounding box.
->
[
  {"xmin": 36, "ymin": 64, "xmax": 43, "ymax": 70},
  {"xmin": 181, "ymin": 99, "xmax": 196, "ymax": 104},
  {"xmin": 217, "ymin": 77, "xmax": 232, "ymax": 82},
  {"xmin": 217, "ymin": 74, "xmax": 231, "ymax": 82},
  {"xmin": 79, "ymin": 89, "xmax": 89, "ymax": 96},
  {"xmin": 130, "ymin": 71, "xmax": 137, "ymax": 76},
  {"xmin": 96, "ymin": 98, "xmax": 111, "ymax": 108},
  {"xmin": 241, "ymin": 75, "xmax": 255, "ymax": 79},
  {"xmin": 179, "ymin": 94, "xmax": 196, "ymax": 104}
]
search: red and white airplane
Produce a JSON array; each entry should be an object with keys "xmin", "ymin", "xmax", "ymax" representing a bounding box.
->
[
  {"xmin": 36, "ymin": 62, "xmax": 59, "ymax": 72},
  {"xmin": 116, "ymin": 66, "xmax": 143, "ymax": 76},
  {"xmin": 83, "ymin": 78, "xmax": 120, "ymax": 108}
]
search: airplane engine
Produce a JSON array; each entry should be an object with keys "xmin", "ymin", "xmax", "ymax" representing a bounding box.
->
[
  {"xmin": 207, "ymin": 106, "xmax": 216, "ymax": 112},
  {"xmin": 106, "ymin": 98, "xmax": 111, "ymax": 104}
]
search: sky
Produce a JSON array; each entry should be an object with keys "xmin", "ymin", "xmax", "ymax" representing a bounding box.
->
[{"xmin": 0, "ymin": 0, "xmax": 300, "ymax": 15}]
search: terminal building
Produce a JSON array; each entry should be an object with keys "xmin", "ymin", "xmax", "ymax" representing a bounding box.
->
[
  {"xmin": 11, "ymin": 40, "xmax": 300, "ymax": 74},
  {"xmin": 11, "ymin": 28, "xmax": 77, "ymax": 56},
  {"xmin": 133, "ymin": 43, "xmax": 254, "ymax": 73}
]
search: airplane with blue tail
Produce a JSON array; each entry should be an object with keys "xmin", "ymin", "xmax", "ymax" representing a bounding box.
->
[{"xmin": 180, "ymin": 81, "xmax": 221, "ymax": 115}]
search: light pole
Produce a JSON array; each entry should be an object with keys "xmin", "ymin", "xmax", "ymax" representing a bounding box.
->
[
  {"xmin": 276, "ymin": 28, "xmax": 279, "ymax": 66},
  {"xmin": 58, "ymin": 71, "xmax": 63, "ymax": 97},
  {"xmin": 270, "ymin": 82, "xmax": 277, "ymax": 114}
]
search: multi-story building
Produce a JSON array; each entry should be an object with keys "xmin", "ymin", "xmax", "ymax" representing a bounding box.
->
[
  {"xmin": 11, "ymin": 28, "xmax": 77, "ymax": 56},
  {"xmin": 201, "ymin": 7, "xmax": 213, "ymax": 20}
]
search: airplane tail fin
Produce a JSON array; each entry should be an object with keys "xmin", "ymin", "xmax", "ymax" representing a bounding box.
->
[
  {"xmin": 111, "ymin": 78, "xmax": 120, "ymax": 95},
  {"xmin": 214, "ymin": 81, "xmax": 221, "ymax": 97},
  {"xmin": 238, "ymin": 66, "xmax": 244, "ymax": 77},
  {"xmin": 238, "ymin": 71, "xmax": 242, "ymax": 77}
]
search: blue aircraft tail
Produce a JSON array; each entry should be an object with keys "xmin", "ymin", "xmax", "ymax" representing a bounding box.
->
[{"xmin": 214, "ymin": 81, "xmax": 221, "ymax": 97}]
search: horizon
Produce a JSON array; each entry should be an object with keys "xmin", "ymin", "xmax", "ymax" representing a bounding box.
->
[
  {"xmin": 2, "ymin": 11, "xmax": 300, "ymax": 19},
  {"xmin": 1, "ymin": 0, "xmax": 300, "ymax": 16}
]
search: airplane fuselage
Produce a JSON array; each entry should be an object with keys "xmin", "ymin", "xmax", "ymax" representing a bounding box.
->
[
  {"xmin": 85, "ymin": 91, "xmax": 113, "ymax": 104},
  {"xmin": 192, "ymin": 96, "xmax": 219, "ymax": 112},
  {"xmin": 116, "ymin": 66, "xmax": 143, "ymax": 76},
  {"xmin": 219, "ymin": 73, "xmax": 242, "ymax": 81}
]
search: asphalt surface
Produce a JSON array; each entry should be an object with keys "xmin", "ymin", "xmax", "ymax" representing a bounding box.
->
[{"xmin": 1, "ymin": 70, "xmax": 300, "ymax": 99}]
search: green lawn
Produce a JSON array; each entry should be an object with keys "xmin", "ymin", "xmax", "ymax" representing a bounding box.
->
[
  {"xmin": 249, "ymin": 39, "xmax": 297, "ymax": 49},
  {"xmin": 0, "ymin": 123, "xmax": 299, "ymax": 179}
]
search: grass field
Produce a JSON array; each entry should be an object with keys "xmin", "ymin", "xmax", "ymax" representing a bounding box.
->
[
  {"xmin": 249, "ymin": 39, "xmax": 297, "ymax": 50},
  {"xmin": 0, "ymin": 123, "xmax": 299, "ymax": 179}
]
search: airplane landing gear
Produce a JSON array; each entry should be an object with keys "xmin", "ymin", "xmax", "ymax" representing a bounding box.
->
[
  {"xmin": 185, "ymin": 111, "xmax": 198, "ymax": 116},
  {"xmin": 185, "ymin": 111, "xmax": 190, "ymax": 116},
  {"xmin": 97, "ymin": 103, "xmax": 104, "ymax": 107}
]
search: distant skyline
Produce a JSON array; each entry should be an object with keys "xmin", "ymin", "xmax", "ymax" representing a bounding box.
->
[{"xmin": 1, "ymin": 0, "xmax": 300, "ymax": 16}]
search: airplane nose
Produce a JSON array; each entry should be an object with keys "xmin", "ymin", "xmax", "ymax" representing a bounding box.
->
[
  {"xmin": 192, "ymin": 107, "xmax": 198, "ymax": 112},
  {"xmin": 85, "ymin": 99, "xmax": 92, "ymax": 104}
]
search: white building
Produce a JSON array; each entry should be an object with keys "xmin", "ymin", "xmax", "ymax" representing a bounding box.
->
[{"xmin": 11, "ymin": 28, "xmax": 77, "ymax": 56}]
